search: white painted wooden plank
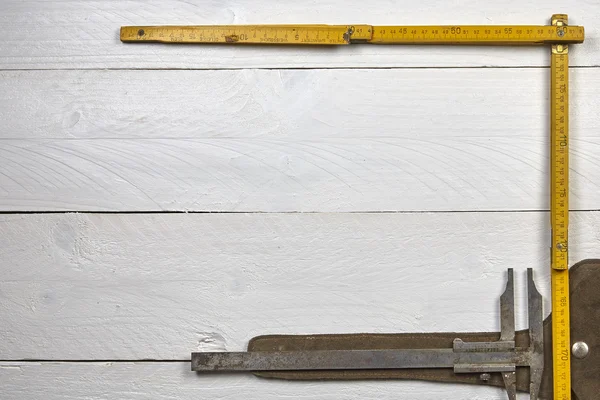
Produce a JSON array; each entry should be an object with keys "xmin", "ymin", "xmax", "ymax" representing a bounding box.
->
[
  {"xmin": 4, "ymin": 136, "xmax": 596, "ymax": 212},
  {"xmin": 0, "ymin": 361, "xmax": 526, "ymax": 400},
  {"xmin": 1, "ymin": 68, "xmax": 599, "ymax": 211},
  {"xmin": 5, "ymin": 68, "xmax": 599, "ymax": 141},
  {"xmin": 0, "ymin": 0, "xmax": 597, "ymax": 69},
  {"xmin": 1, "ymin": 212, "xmax": 599, "ymax": 360}
]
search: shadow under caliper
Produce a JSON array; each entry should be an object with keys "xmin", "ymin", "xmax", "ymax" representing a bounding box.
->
[{"xmin": 192, "ymin": 260, "xmax": 600, "ymax": 400}]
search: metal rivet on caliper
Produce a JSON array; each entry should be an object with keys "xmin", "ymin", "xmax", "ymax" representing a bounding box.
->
[{"xmin": 572, "ymin": 341, "xmax": 589, "ymax": 359}]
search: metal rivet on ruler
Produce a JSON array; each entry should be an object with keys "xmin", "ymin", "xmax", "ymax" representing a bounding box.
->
[{"xmin": 572, "ymin": 341, "xmax": 589, "ymax": 359}]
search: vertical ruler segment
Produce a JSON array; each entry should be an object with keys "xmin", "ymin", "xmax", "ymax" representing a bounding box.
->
[{"xmin": 550, "ymin": 14, "xmax": 571, "ymax": 400}]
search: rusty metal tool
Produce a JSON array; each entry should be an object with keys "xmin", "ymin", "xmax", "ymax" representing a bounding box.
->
[
  {"xmin": 191, "ymin": 260, "xmax": 600, "ymax": 400},
  {"xmin": 194, "ymin": 269, "xmax": 543, "ymax": 399}
]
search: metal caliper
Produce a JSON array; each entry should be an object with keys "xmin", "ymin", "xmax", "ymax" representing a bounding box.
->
[
  {"xmin": 193, "ymin": 269, "xmax": 543, "ymax": 399},
  {"xmin": 191, "ymin": 258, "xmax": 600, "ymax": 400}
]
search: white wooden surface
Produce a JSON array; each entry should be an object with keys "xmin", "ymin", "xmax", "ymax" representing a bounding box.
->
[
  {"xmin": 1, "ymin": 68, "xmax": 599, "ymax": 211},
  {"xmin": 2, "ymin": 212, "xmax": 600, "ymax": 360},
  {"xmin": 0, "ymin": 1, "xmax": 598, "ymax": 399}
]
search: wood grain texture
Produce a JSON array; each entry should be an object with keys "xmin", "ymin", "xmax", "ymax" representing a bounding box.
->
[
  {"xmin": 1, "ymin": 212, "xmax": 599, "ymax": 360},
  {"xmin": 1, "ymin": 68, "xmax": 599, "ymax": 211},
  {"xmin": 0, "ymin": 361, "xmax": 520, "ymax": 400},
  {"xmin": 0, "ymin": 0, "xmax": 597, "ymax": 70}
]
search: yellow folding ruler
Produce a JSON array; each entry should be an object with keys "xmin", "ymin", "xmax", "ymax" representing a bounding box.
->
[{"xmin": 122, "ymin": 15, "xmax": 584, "ymax": 400}]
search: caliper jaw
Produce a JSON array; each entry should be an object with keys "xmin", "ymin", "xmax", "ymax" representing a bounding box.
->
[
  {"xmin": 449, "ymin": 269, "xmax": 544, "ymax": 400},
  {"xmin": 527, "ymin": 269, "xmax": 544, "ymax": 400}
]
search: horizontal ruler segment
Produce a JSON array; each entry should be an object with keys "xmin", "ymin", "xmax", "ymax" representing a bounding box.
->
[
  {"xmin": 120, "ymin": 25, "xmax": 370, "ymax": 45},
  {"xmin": 120, "ymin": 24, "xmax": 584, "ymax": 45},
  {"xmin": 369, "ymin": 25, "xmax": 584, "ymax": 44}
]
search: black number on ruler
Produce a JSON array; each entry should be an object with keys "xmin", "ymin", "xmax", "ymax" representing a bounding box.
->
[{"xmin": 560, "ymin": 135, "xmax": 568, "ymax": 147}]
